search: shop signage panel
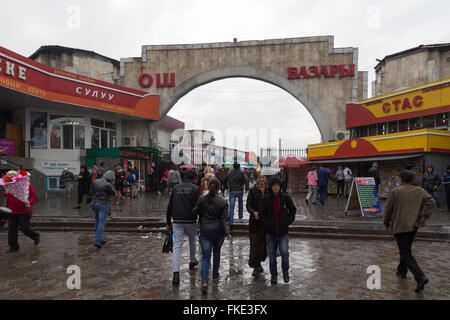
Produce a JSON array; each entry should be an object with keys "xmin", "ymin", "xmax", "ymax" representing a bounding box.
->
[
  {"xmin": 346, "ymin": 78, "xmax": 450, "ymax": 127},
  {"xmin": 0, "ymin": 46, "xmax": 159, "ymax": 120},
  {"xmin": 39, "ymin": 160, "xmax": 80, "ymax": 176},
  {"xmin": 345, "ymin": 177, "xmax": 382, "ymax": 216},
  {"xmin": 0, "ymin": 138, "xmax": 15, "ymax": 155}
]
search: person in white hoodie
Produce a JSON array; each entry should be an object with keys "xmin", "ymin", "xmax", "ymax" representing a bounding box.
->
[{"xmin": 343, "ymin": 165, "xmax": 353, "ymax": 197}]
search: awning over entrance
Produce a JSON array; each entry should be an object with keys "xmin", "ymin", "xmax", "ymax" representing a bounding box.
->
[
  {"xmin": 309, "ymin": 153, "xmax": 423, "ymax": 164},
  {"xmin": 0, "ymin": 46, "xmax": 159, "ymax": 120}
]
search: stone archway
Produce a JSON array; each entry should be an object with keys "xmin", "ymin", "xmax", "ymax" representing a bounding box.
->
[
  {"xmin": 159, "ymin": 65, "xmax": 333, "ymax": 142},
  {"xmin": 121, "ymin": 36, "xmax": 368, "ymax": 144}
]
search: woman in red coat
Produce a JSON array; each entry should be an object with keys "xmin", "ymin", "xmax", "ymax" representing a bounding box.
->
[{"xmin": 4, "ymin": 183, "xmax": 40, "ymax": 253}]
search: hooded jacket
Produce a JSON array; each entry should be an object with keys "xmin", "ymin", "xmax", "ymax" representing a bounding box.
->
[
  {"xmin": 193, "ymin": 193, "xmax": 230, "ymax": 235},
  {"xmin": 89, "ymin": 170, "xmax": 117, "ymax": 203},
  {"xmin": 166, "ymin": 179, "xmax": 200, "ymax": 225},
  {"xmin": 260, "ymin": 177, "xmax": 296, "ymax": 237}
]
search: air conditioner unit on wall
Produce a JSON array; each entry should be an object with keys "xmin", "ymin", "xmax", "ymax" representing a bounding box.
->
[
  {"xmin": 335, "ymin": 130, "xmax": 350, "ymax": 141},
  {"xmin": 123, "ymin": 136, "xmax": 137, "ymax": 147}
]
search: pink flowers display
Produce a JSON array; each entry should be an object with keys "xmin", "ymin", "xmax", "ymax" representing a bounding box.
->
[{"xmin": 0, "ymin": 170, "xmax": 31, "ymax": 205}]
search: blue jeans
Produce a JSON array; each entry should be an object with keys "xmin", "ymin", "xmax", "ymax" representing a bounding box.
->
[
  {"xmin": 426, "ymin": 189, "xmax": 441, "ymax": 209},
  {"xmin": 229, "ymin": 190, "xmax": 244, "ymax": 224},
  {"xmin": 90, "ymin": 202, "xmax": 108, "ymax": 245},
  {"xmin": 319, "ymin": 185, "xmax": 328, "ymax": 203},
  {"xmin": 266, "ymin": 234, "xmax": 289, "ymax": 276},
  {"xmin": 200, "ymin": 229, "xmax": 225, "ymax": 284}
]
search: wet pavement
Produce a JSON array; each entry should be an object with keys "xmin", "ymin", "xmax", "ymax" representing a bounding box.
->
[
  {"xmin": 30, "ymin": 191, "xmax": 450, "ymax": 227},
  {"xmin": 0, "ymin": 231, "xmax": 448, "ymax": 300}
]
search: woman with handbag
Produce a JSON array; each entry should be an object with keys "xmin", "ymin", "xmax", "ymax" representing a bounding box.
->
[{"xmin": 193, "ymin": 178, "xmax": 232, "ymax": 295}]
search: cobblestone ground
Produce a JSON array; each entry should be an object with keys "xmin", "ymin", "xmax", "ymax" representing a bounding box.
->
[
  {"xmin": 0, "ymin": 231, "xmax": 448, "ymax": 300},
  {"xmin": 31, "ymin": 191, "xmax": 450, "ymax": 225}
]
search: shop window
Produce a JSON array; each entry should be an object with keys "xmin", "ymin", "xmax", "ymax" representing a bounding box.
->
[
  {"xmin": 398, "ymin": 119, "xmax": 409, "ymax": 132},
  {"xmin": 109, "ymin": 130, "xmax": 117, "ymax": 148},
  {"xmin": 75, "ymin": 126, "xmax": 85, "ymax": 149},
  {"xmin": 101, "ymin": 129, "xmax": 108, "ymax": 148},
  {"xmin": 63, "ymin": 125, "xmax": 73, "ymax": 149},
  {"xmin": 30, "ymin": 112, "xmax": 48, "ymax": 149},
  {"xmin": 359, "ymin": 126, "xmax": 368, "ymax": 137},
  {"xmin": 50, "ymin": 124, "xmax": 62, "ymax": 149},
  {"xmin": 47, "ymin": 176, "xmax": 59, "ymax": 190},
  {"xmin": 50, "ymin": 116, "xmax": 85, "ymax": 150},
  {"xmin": 379, "ymin": 123, "xmax": 388, "ymax": 135},
  {"xmin": 91, "ymin": 118, "xmax": 104, "ymax": 128},
  {"xmin": 436, "ymin": 113, "xmax": 448, "ymax": 129},
  {"xmin": 105, "ymin": 121, "xmax": 117, "ymax": 130},
  {"xmin": 91, "ymin": 127, "xmax": 100, "ymax": 149},
  {"xmin": 369, "ymin": 124, "xmax": 378, "ymax": 136},
  {"xmin": 423, "ymin": 115, "xmax": 435, "ymax": 128},
  {"xmin": 91, "ymin": 118, "xmax": 117, "ymax": 149},
  {"xmin": 388, "ymin": 121, "xmax": 398, "ymax": 133},
  {"xmin": 410, "ymin": 117, "xmax": 423, "ymax": 130}
]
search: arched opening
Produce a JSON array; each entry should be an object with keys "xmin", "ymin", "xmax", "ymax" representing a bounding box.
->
[
  {"xmin": 159, "ymin": 66, "xmax": 333, "ymax": 142},
  {"xmin": 166, "ymin": 77, "xmax": 322, "ymax": 161}
]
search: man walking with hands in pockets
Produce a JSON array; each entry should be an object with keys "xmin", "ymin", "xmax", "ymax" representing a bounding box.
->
[{"xmin": 383, "ymin": 170, "xmax": 435, "ymax": 293}]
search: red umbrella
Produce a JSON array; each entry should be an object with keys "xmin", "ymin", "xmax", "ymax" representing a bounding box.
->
[
  {"xmin": 277, "ymin": 156, "xmax": 309, "ymax": 168},
  {"xmin": 180, "ymin": 164, "xmax": 197, "ymax": 169}
]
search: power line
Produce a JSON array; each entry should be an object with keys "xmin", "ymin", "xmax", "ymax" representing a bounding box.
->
[{"xmin": 196, "ymin": 88, "xmax": 284, "ymax": 95}]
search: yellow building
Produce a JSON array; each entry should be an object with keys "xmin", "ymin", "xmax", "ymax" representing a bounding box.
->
[{"xmin": 307, "ymin": 78, "xmax": 450, "ymax": 198}]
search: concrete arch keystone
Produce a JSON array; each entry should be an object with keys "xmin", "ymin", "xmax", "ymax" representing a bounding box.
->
[{"xmin": 159, "ymin": 65, "xmax": 333, "ymax": 142}]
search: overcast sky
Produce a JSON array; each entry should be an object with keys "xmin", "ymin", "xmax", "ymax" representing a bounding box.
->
[{"xmin": 1, "ymin": 0, "xmax": 449, "ymax": 152}]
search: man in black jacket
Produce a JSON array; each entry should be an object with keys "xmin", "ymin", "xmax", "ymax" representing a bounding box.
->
[
  {"xmin": 260, "ymin": 177, "xmax": 296, "ymax": 284},
  {"xmin": 166, "ymin": 169, "xmax": 201, "ymax": 285},
  {"xmin": 367, "ymin": 162, "xmax": 381, "ymax": 195},
  {"xmin": 223, "ymin": 162, "xmax": 249, "ymax": 224},
  {"xmin": 74, "ymin": 165, "xmax": 91, "ymax": 209}
]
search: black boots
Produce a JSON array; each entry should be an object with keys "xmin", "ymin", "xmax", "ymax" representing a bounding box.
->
[
  {"xmin": 283, "ymin": 272, "xmax": 290, "ymax": 283},
  {"xmin": 415, "ymin": 276, "xmax": 429, "ymax": 293},
  {"xmin": 271, "ymin": 275, "xmax": 277, "ymax": 284},
  {"xmin": 189, "ymin": 260, "xmax": 199, "ymax": 270}
]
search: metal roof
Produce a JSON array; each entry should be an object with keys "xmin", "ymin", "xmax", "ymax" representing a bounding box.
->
[
  {"xmin": 29, "ymin": 45, "xmax": 120, "ymax": 67},
  {"xmin": 375, "ymin": 43, "xmax": 450, "ymax": 70}
]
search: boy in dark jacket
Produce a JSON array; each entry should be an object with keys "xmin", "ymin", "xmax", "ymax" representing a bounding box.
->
[
  {"xmin": 166, "ymin": 169, "xmax": 201, "ymax": 285},
  {"xmin": 260, "ymin": 177, "xmax": 297, "ymax": 284}
]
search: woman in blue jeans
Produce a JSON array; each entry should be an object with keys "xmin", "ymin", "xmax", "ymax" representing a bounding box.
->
[{"xmin": 193, "ymin": 178, "xmax": 232, "ymax": 295}]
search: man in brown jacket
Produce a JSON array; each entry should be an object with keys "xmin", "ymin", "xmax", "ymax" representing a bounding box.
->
[{"xmin": 383, "ymin": 170, "xmax": 436, "ymax": 293}]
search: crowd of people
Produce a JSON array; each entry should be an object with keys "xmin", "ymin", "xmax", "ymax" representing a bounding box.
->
[
  {"xmin": 1, "ymin": 159, "xmax": 448, "ymax": 296},
  {"xmin": 166, "ymin": 163, "xmax": 297, "ymax": 295}
]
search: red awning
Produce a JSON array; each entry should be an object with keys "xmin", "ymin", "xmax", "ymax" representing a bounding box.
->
[{"xmin": 276, "ymin": 156, "xmax": 309, "ymax": 168}]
